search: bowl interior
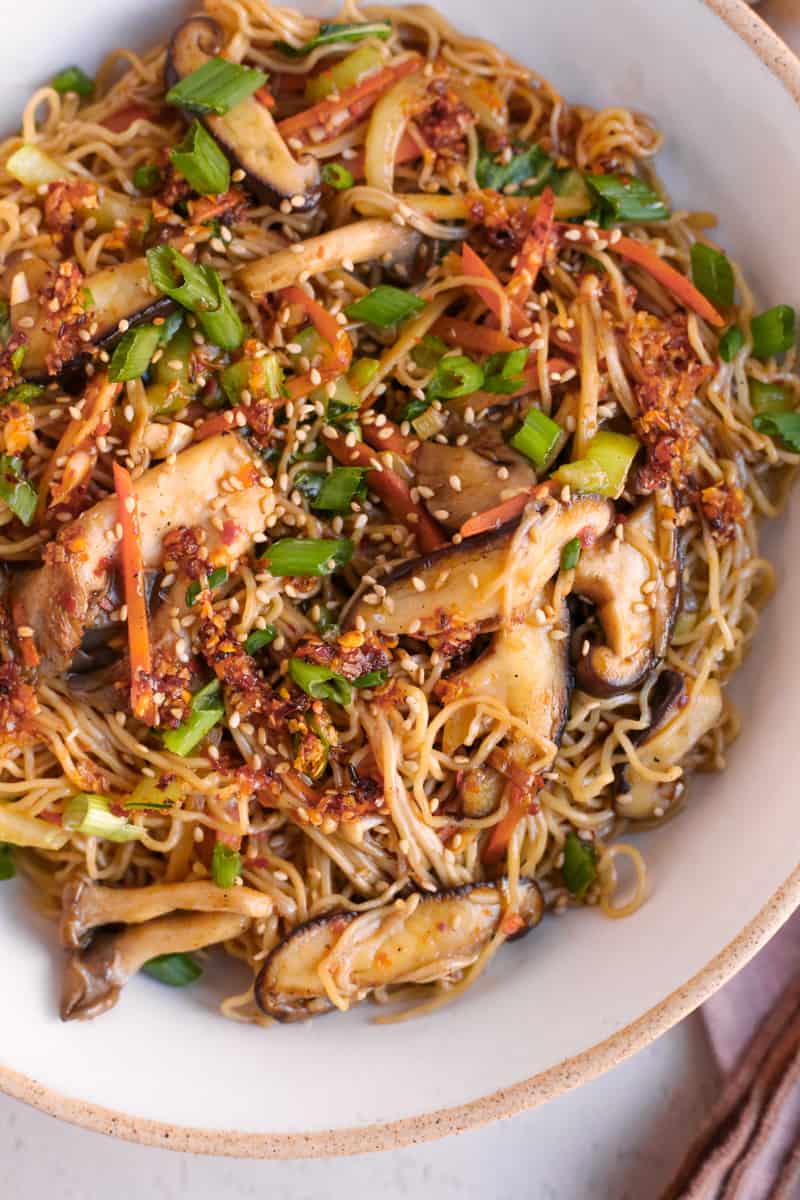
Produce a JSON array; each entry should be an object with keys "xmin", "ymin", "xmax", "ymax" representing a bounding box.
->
[{"xmin": 1, "ymin": 0, "xmax": 799, "ymax": 1151}]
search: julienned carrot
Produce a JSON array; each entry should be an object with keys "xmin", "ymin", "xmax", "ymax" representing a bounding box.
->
[
  {"xmin": 254, "ymin": 86, "xmax": 276, "ymax": 110},
  {"xmin": 341, "ymin": 131, "xmax": 422, "ymax": 181},
  {"xmin": 322, "ymin": 430, "xmax": 446, "ymax": 553},
  {"xmin": 431, "ymin": 316, "xmax": 522, "ymax": 356},
  {"xmin": 112, "ymin": 463, "xmax": 155, "ymax": 726},
  {"xmin": 459, "ymin": 488, "xmax": 536, "ymax": 539},
  {"xmin": 277, "ymin": 56, "xmax": 421, "ymax": 141},
  {"xmin": 482, "ymin": 786, "xmax": 531, "ymax": 865},
  {"xmin": 102, "ymin": 103, "xmax": 156, "ymax": 133},
  {"xmin": 362, "ymin": 416, "xmax": 417, "ymax": 457},
  {"xmin": 188, "ymin": 188, "xmax": 246, "ymax": 224},
  {"xmin": 507, "ymin": 185, "xmax": 555, "ymax": 305},
  {"xmin": 556, "ymin": 223, "xmax": 724, "ymax": 327},
  {"xmin": 281, "ymin": 285, "xmax": 352, "ymax": 367},
  {"xmin": 460, "ymin": 243, "xmax": 529, "ymax": 334}
]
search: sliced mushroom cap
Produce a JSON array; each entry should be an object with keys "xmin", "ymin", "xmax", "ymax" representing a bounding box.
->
[
  {"xmin": 255, "ymin": 877, "xmax": 543, "ymax": 1022},
  {"xmin": 344, "ymin": 490, "xmax": 613, "ymax": 640},
  {"xmin": 573, "ymin": 498, "xmax": 680, "ymax": 697},
  {"xmin": 13, "ymin": 433, "xmax": 273, "ymax": 674},
  {"xmin": 60, "ymin": 910, "xmax": 248, "ymax": 1021},
  {"xmin": 167, "ymin": 17, "xmax": 320, "ymax": 211},
  {"xmin": 414, "ymin": 442, "xmax": 535, "ymax": 532},
  {"xmin": 616, "ymin": 676, "xmax": 723, "ymax": 819}
]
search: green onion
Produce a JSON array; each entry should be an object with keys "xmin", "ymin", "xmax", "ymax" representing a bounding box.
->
[
  {"xmin": 212, "ymin": 840, "xmax": 242, "ymax": 888},
  {"xmin": 143, "ymin": 953, "xmax": 202, "ymax": 987},
  {"xmin": 146, "ymin": 245, "xmax": 243, "ymax": 351},
  {"xmin": 748, "ymin": 378, "xmax": 793, "ymax": 415},
  {"xmin": 585, "ymin": 174, "xmax": 670, "ymax": 222},
  {"xmin": 560, "ymin": 537, "xmax": 582, "ymax": 571},
  {"xmin": 288, "ymin": 658, "xmax": 352, "ymax": 705},
  {"xmin": 690, "ymin": 243, "xmax": 734, "ymax": 309},
  {"xmin": 348, "ymin": 357, "xmax": 381, "ymax": 390},
  {"xmin": 483, "ymin": 348, "xmax": 529, "ymax": 394},
  {"xmin": 277, "ymin": 20, "xmax": 392, "ymax": 57},
  {"xmin": 261, "ymin": 537, "xmax": 353, "ymax": 577},
  {"xmin": 428, "ymin": 354, "xmax": 484, "ymax": 399},
  {"xmin": 398, "ymin": 397, "xmax": 430, "ymax": 424},
  {"xmin": 753, "ymin": 411, "xmax": 800, "ymax": 453},
  {"xmin": 321, "ymin": 163, "xmax": 354, "ymax": 191},
  {"xmin": 411, "ymin": 405, "xmax": 447, "ymax": 441},
  {"xmin": 345, "ymin": 285, "xmax": 427, "ymax": 328},
  {"xmin": 0, "ymin": 455, "xmax": 36, "ymax": 526},
  {"xmin": 411, "ymin": 335, "xmax": 448, "ymax": 371},
  {"xmin": 313, "ymin": 467, "xmax": 366, "ymax": 512},
  {"xmin": 1, "ymin": 382, "xmax": 43, "ymax": 405},
  {"xmin": 186, "ymin": 565, "xmax": 228, "ymax": 607},
  {"xmin": 125, "ymin": 777, "xmax": 182, "ymax": 811},
  {"xmin": 108, "ymin": 323, "xmax": 162, "ymax": 382},
  {"xmin": 316, "ymin": 604, "xmax": 339, "ymax": 635},
  {"xmin": 163, "ymin": 679, "xmax": 225, "ymax": 757},
  {"xmin": 0, "ymin": 843, "xmax": 15, "ymax": 881},
  {"xmin": 5, "ymin": 144, "xmax": 66, "ymax": 190},
  {"xmin": 244, "ymin": 626, "xmax": 277, "ymax": 654},
  {"xmin": 353, "ymin": 668, "xmax": 388, "ymax": 689},
  {"xmin": 552, "ymin": 167, "xmax": 592, "ymax": 213},
  {"xmin": 305, "ymin": 43, "xmax": 383, "ymax": 103},
  {"xmin": 550, "ymin": 459, "xmax": 609, "ymax": 495},
  {"xmin": 170, "ymin": 120, "xmax": 230, "ymax": 196},
  {"xmin": 133, "ymin": 164, "xmax": 161, "ymax": 193},
  {"xmin": 10, "ymin": 346, "xmax": 25, "ymax": 371},
  {"xmin": 51, "ymin": 65, "xmax": 95, "ymax": 98},
  {"xmin": 476, "ymin": 142, "xmax": 553, "ymax": 197},
  {"xmin": 562, "ymin": 831, "xmax": 597, "ymax": 898},
  {"xmin": 719, "ymin": 326, "xmax": 744, "ymax": 362},
  {"xmin": 582, "ymin": 431, "xmax": 640, "ymax": 498},
  {"xmin": 63, "ymin": 793, "xmax": 142, "ymax": 843},
  {"xmin": 166, "ymin": 57, "xmax": 267, "ymax": 116},
  {"xmin": 509, "ymin": 408, "xmax": 561, "ymax": 471},
  {"xmin": 147, "ymin": 321, "xmax": 197, "ymax": 414},
  {"xmin": 751, "ymin": 305, "xmax": 796, "ymax": 361}
]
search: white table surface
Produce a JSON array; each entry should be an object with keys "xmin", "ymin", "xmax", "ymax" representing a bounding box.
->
[{"xmin": 2, "ymin": 7, "xmax": 798, "ymax": 1199}]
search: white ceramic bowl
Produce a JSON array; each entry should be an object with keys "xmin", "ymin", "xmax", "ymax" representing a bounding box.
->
[{"xmin": 1, "ymin": 0, "xmax": 799, "ymax": 1158}]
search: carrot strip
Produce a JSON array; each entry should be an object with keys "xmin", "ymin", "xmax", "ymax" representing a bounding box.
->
[
  {"xmin": 431, "ymin": 316, "xmax": 522, "ymax": 355},
  {"xmin": 102, "ymin": 103, "xmax": 156, "ymax": 133},
  {"xmin": 482, "ymin": 786, "xmax": 530, "ymax": 865},
  {"xmin": 112, "ymin": 463, "xmax": 155, "ymax": 725},
  {"xmin": 556, "ymin": 224, "xmax": 724, "ymax": 327},
  {"xmin": 460, "ymin": 243, "xmax": 528, "ymax": 334},
  {"xmin": 459, "ymin": 488, "xmax": 536, "ymax": 539},
  {"xmin": 341, "ymin": 131, "xmax": 421, "ymax": 181},
  {"xmin": 322, "ymin": 430, "xmax": 446, "ymax": 553},
  {"xmin": 362, "ymin": 417, "xmax": 417, "ymax": 457},
  {"xmin": 188, "ymin": 188, "xmax": 246, "ymax": 224},
  {"xmin": 254, "ymin": 86, "xmax": 276, "ymax": 111},
  {"xmin": 507, "ymin": 185, "xmax": 555, "ymax": 305},
  {"xmin": 277, "ymin": 57, "xmax": 421, "ymax": 142},
  {"xmin": 281, "ymin": 285, "xmax": 352, "ymax": 367}
]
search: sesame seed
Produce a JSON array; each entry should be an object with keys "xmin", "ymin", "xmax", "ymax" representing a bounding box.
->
[
  {"xmin": 564, "ymin": 229, "xmax": 582, "ymax": 242},
  {"xmin": 448, "ymin": 474, "xmax": 462, "ymax": 492},
  {"xmin": 290, "ymin": 242, "xmax": 304, "ymax": 254},
  {"xmin": 232, "ymin": 168, "xmax": 246, "ymax": 182},
  {"xmin": 123, "ymin": 405, "xmax": 135, "ymax": 423},
  {"xmin": 468, "ymin": 572, "xmax": 479, "ymax": 589}
]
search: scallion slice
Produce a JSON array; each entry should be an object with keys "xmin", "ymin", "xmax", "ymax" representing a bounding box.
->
[
  {"xmin": 690, "ymin": 243, "xmax": 735, "ymax": 309},
  {"xmin": 562, "ymin": 831, "xmax": 597, "ymax": 898},
  {"xmin": 125, "ymin": 777, "xmax": 182, "ymax": 811},
  {"xmin": 476, "ymin": 142, "xmax": 553, "ymax": 197},
  {"xmin": 719, "ymin": 326, "xmax": 744, "ymax": 362},
  {"xmin": 133, "ymin": 163, "xmax": 161, "ymax": 193},
  {"xmin": 108, "ymin": 323, "xmax": 162, "ymax": 382},
  {"xmin": 166, "ymin": 57, "xmax": 267, "ymax": 116},
  {"xmin": 143, "ymin": 953, "xmax": 202, "ymax": 987},
  {"xmin": 428, "ymin": 354, "xmax": 484, "ymax": 399},
  {"xmin": 0, "ymin": 843, "xmax": 15, "ymax": 881},
  {"xmin": 162, "ymin": 679, "xmax": 225, "ymax": 757},
  {"xmin": 321, "ymin": 162, "xmax": 354, "ymax": 191},
  {"xmin": 170, "ymin": 120, "xmax": 230, "ymax": 196},
  {"xmin": 0, "ymin": 455, "xmax": 36, "ymax": 526},
  {"xmin": 1, "ymin": 382, "xmax": 43, "ymax": 405},
  {"xmin": 51, "ymin": 65, "xmax": 95, "ymax": 98},
  {"xmin": 751, "ymin": 305, "xmax": 796, "ymax": 361},
  {"xmin": 345, "ymin": 285, "xmax": 427, "ymax": 328},
  {"xmin": 748, "ymin": 378, "xmax": 793, "ymax": 415},
  {"xmin": 582, "ymin": 431, "xmax": 640, "ymax": 498},
  {"xmin": 277, "ymin": 20, "xmax": 392, "ymax": 57},
  {"xmin": 560, "ymin": 537, "xmax": 582, "ymax": 571},
  {"xmin": 186, "ymin": 565, "xmax": 228, "ymax": 607},
  {"xmin": 212, "ymin": 840, "xmax": 242, "ymax": 888},
  {"xmin": 288, "ymin": 658, "xmax": 353, "ymax": 705},
  {"xmin": 483, "ymin": 348, "xmax": 529, "ymax": 394},
  {"xmin": 585, "ymin": 173, "xmax": 670, "ymax": 222},
  {"xmin": 244, "ymin": 626, "xmax": 277, "ymax": 654},
  {"xmin": 411, "ymin": 335, "xmax": 448, "ymax": 371},
  {"xmin": 63, "ymin": 793, "xmax": 142, "ymax": 843},
  {"xmin": 146, "ymin": 245, "xmax": 243, "ymax": 351},
  {"xmin": 753, "ymin": 411, "xmax": 800, "ymax": 453},
  {"xmin": 261, "ymin": 537, "xmax": 353, "ymax": 577},
  {"xmin": 509, "ymin": 408, "xmax": 560, "ymax": 471},
  {"xmin": 348, "ymin": 357, "xmax": 381, "ymax": 390},
  {"xmin": 312, "ymin": 467, "xmax": 366, "ymax": 512},
  {"xmin": 353, "ymin": 668, "xmax": 388, "ymax": 689}
]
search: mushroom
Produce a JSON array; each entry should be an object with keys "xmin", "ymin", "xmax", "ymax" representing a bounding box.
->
[
  {"xmin": 414, "ymin": 441, "xmax": 535, "ymax": 532},
  {"xmin": 255, "ymin": 876, "xmax": 543, "ymax": 1022},
  {"xmin": 61, "ymin": 910, "xmax": 248, "ymax": 1021},
  {"xmin": 573, "ymin": 498, "xmax": 680, "ymax": 697},
  {"xmin": 12, "ymin": 433, "xmax": 273, "ymax": 674},
  {"xmin": 240, "ymin": 219, "xmax": 420, "ymax": 296},
  {"xmin": 60, "ymin": 878, "xmax": 273, "ymax": 949},
  {"xmin": 344, "ymin": 489, "xmax": 614, "ymax": 639},
  {"xmin": 616, "ymin": 673, "xmax": 723, "ymax": 818},
  {"xmin": 166, "ymin": 17, "xmax": 320, "ymax": 211}
]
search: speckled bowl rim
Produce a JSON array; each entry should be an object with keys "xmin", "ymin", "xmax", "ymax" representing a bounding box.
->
[{"xmin": 2, "ymin": 0, "xmax": 799, "ymax": 1160}]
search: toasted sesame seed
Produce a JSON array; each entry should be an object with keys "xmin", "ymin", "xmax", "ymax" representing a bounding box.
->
[{"xmin": 448, "ymin": 474, "xmax": 462, "ymax": 492}]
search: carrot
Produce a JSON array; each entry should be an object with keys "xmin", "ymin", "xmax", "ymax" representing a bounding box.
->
[
  {"xmin": 507, "ymin": 185, "xmax": 555, "ymax": 305},
  {"xmin": 277, "ymin": 57, "xmax": 421, "ymax": 142},
  {"xmin": 362, "ymin": 416, "xmax": 417, "ymax": 457},
  {"xmin": 341, "ymin": 130, "xmax": 421, "ymax": 181},
  {"xmin": 431, "ymin": 316, "xmax": 522, "ymax": 356},
  {"xmin": 37, "ymin": 374, "xmax": 121, "ymax": 517},
  {"xmin": 281, "ymin": 285, "xmax": 352, "ymax": 367},
  {"xmin": 556, "ymin": 224, "xmax": 724, "ymax": 327},
  {"xmin": 102, "ymin": 103, "xmax": 156, "ymax": 133},
  {"xmin": 112, "ymin": 463, "xmax": 155, "ymax": 726},
  {"xmin": 188, "ymin": 188, "xmax": 246, "ymax": 224},
  {"xmin": 322, "ymin": 430, "xmax": 446, "ymax": 553},
  {"xmin": 482, "ymin": 786, "xmax": 531, "ymax": 865},
  {"xmin": 459, "ymin": 488, "xmax": 536, "ymax": 539},
  {"xmin": 460, "ymin": 243, "xmax": 529, "ymax": 334},
  {"xmin": 254, "ymin": 86, "xmax": 276, "ymax": 111}
]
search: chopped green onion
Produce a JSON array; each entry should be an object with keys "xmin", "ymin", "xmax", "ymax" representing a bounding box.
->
[
  {"xmin": 353, "ymin": 668, "xmax": 388, "ymax": 689},
  {"xmin": 288, "ymin": 658, "xmax": 352, "ymax": 705},
  {"xmin": 560, "ymin": 537, "xmax": 582, "ymax": 571},
  {"xmin": 428, "ymin": 354, "xmax": 484, "ymax": 399},
  {"xmin": 51, "ymin": 65, "xmax": 95, "ymax": 98},
  {"xmin": 312, "ymin": 467, "xmax": 366, "ymax": 512},
  {"xmin": 582, "ymin": 431, "xmax": 640, "ymax": 498},
  {"xmin": 147, "ymin": 321, "xmax": 197, "ymax": 414},
  {"xmin": 753, "ymin": 411, "xmax": 800, "ymax": 453},
  {"xmin": 170, "ymin": 121, "xmax": 230, "ymax": 196},
  {"xmin": 244, "ymin": 626, "xmax": 277, "ymax": 654},
  {"xmin": 562, "ymin": 831, "xmax": 597, "ymax": 898},
  {"xmin": 80, "ymin": 287, "xmax": 95, "ymax": 311},
  {"xmin": 108, "ymin": 323, "xmax": 161, "ymax": 382},
  {"xmin": 10, "ymin": 346, "xmax": 25, "ymax": 371},
  {"xmin": 163, "ymin": 679, "xmax": 225, "ymax": 756},
  {"xmin": 0, "ymin": 843, "xmax": 15, "ymax": 881},
  {"xmin": 411, "ymin": 335, "xmax": 448, "ymax": 371},
  {"xmin": 186, "ymin": 565, "xmax": 228, "ymax": 607},
  {"xmin": 133, "ymin": 164, "xmax": 161, "ymax": 193},
  {"xmin": 125, "ymin": 777, "xmax": 182, "ymax": 811},
  {"xmin": 63, "ymin": 793, "xmax": 142, "ymax": 843},
  {"xmin": 212, "ymin": 840, "xmax": 242, "ymax": 888},
  {"xmin": 585, "ymin": 173, "xmax": 670, "ymax": 223},
  {"xmin": 2, "ymin": 382, "xmax": 43, "ymax": 405},
  {"xmin": 316, "ymin": 605, "xmax": 339, "ymax": 635},
  {"xmin": 146, "ymin": 245, "xmax": 243, "ymax": 351},
  {"xmin": 751, "ymin": 305, "xmax": 796, "ymax": 361},
  {"xmin": 5, "ymin": 144, "xmax": 66, "ymax": 190},
  {"xmin": 719, "ymin": 326, "xmax": 744, "ymax": 362},
  {"xmin": 483, "ymin": 348, "xmax": 530, "ymax": 394},
  {"xmin": 398, "ymin": 397, "xmax": 431, "ymax": 424},
  {"xmin": 509, "ymin": 408, "xmax": 561, "ymax": 471},
  {"xmin": 748, "ymin": 378, "xmax": 793, "ymax": 415},
  {"xmin": 348, "ymin": 357, "xmax": 381, "ymax": 390},
  {"xmin": 277, "ymin": 20, "xmax": 392, "ymax": 57},
  {"xmin": 305, "ymin": 43, "xmax": 383, "ymax": 102},
  {"xmin": 143, "ymin": 953, "xmax": 202, "ymax": 987},
  {"xmin": 321, "ymin": 163, "xmax": 354, "ymax": 191},
  {"xmin": 166, "ymin": 57, "xmax": 267, "ymax": 116},
  {"xmin": 0, "ymin": 455, "xmax": 36, "ymax": 526},
  {"xmin": 411, "ymin": 405, "xmax": 447, "ymax": 441},
  {"xmin": 550, "ymin": 459, "xmax": 609, "ymax": 494},
  {"xmin": 261, "ymin": 537, "xmax": 353, "ymax": 577},
  {"xmin": 476, "ymin": 142, "xmax": 553, "ymax": 197},
  {"xmin": 345, "ymin": 285, "xmax": 427, "ymax": 328},
  {"xmin": 552, "ymin": 167, "xmax": 592, "ymax": 212},
  {"xmin": 690, "ymin": 243, "xmax": 734, "ymax": 309}
]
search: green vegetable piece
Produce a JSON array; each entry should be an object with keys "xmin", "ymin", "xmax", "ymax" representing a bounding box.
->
[
  {"xmin": 212, "ymin": 840, "xmax": 242, "ymax": 889},
  {"xmin": 147, "ymin": 321, "xmax": 197, "ymax": 414},
  {"xmin": 476, "ymin": 142, "xmax": 553, "ymax": 196},
  {"xmin": 313, "ymin": 466, "xmax": 366, "ymax": 512},
  {"xmin": 0, "ymin": 455, "xmax": 36, "ymax": 526},
  {"xmin": 162, "ymin": 679, "xmax": 225, "ymax": 756},
  {"xmin": 411, "ymin": 334, "xmax": 448, "ymax": 371},
  {"xmin": 753, "ymin": 411, "xmax": 800, "ymax": 453},
  {"xmin": 51, "ymin": 66, "xmax": 94, "ymax": 98},
  {"xmin": 751, "ymin": 305, "xmax": 796, "ymax": 361},
  {"xmin": 560, "ymin": 537, "xmax": 582, "ymax": 571},
  {"xmin": 428, "ymin": 354, "xmax": 484, "ymax": 400},
  {"xmin": 690, "ymin": 243, "xmax": 735, "ymax": 309},
  {"xmin": 748, "ymin": 378, "xmax": 793, "ymax": 415},
  {"xmin": 315, "ymin": 604, "xmax": 339, "ymax": 635},
  {"xmin": 170, "ymin": 120, "xmax": 230, "ymax": 196},
  {"xmin": 483, "ymin": 348, "xmax": 530, "ymax": 394},
  {"xmin": 321, "ymin": 162, "xmax": 354, "ymax": 190},
  {"xmin": 586, "ymin": 173, "xmax": 670, "ymax": 222},
  {"xmin": 133, "ymin": 164, "xmax": 161, "ymax": 192},
  {"xmin": 583, "ymin": 430, "xmax": 640, "ymax": 498},
  {"xmin": 261, "ymin": 537, "xmax": 353, "ymax": 577},
  {"xmin": 345, "ymin": 285, "xmax": 427, "ymax": 328},
  {"xmin": 277, "ymin": 20, "xmax": 392, "ymax": 57},
  {"xmin": 562, "ymin": 831, "xmax": 597, "ymax": 898},
  {"xmin": 125, "ymin": 777, "xmax": 182, "ymax": 811},
  {"xmin": 353, "ymin": 668, "xmax": 388, "ymax": 689},
  {"xmin": 143, "ymin": 953, "xmax": 203, "ymax": 987},
  {"xmin": 550, "ymin": 459, "xmax": 610, "ymax": 495},
  {"xmin": 509, "ymin": 408, "xmax": 561, "ymax": 471},
  {"xmin": 719, "ymin": 326, "xmax": 744, "ymax": 362},
  {"xmin": 288, "ymin": 658, "xmax": 352, "ymax": 705},
  {"xmin": 108, "ymin": 323, "xmax": 161, "ymax": 382},
  {"xmin": 397, "ymin": 397, "xmax": 430, "ymax": 424},
  {"xmin": 348, "ymin": 357, "xmax": 381, "ymax": 390},
  {"xmin": 10, "ymin": 346, "xmax": 25, "ymax": 371},
  {"xmin": 63, "ymin": 793, "xmax": 141, "ymax": 843},
  {"xmin": 146, "ymin": 245, "xmax": 243, "ymax": 351},
  {"xmin": 244, "ymin": 626, "xmax": 277, "ymax": 654},
  {"xmin": 165, "ymin": 57, "xmax": 266, "ymax": 115},
  {"xmin": 0, "ymin": 843, "xmax": 15, "ymax": 881},
  {"xmin": 2, "ymin": 382, "xmax": 43, "ymax": 405}
]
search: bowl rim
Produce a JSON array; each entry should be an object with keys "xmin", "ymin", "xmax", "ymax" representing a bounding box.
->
[{"xmin": 2, "ymin": 0, "xmax": 799, "ymax": 1160}]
